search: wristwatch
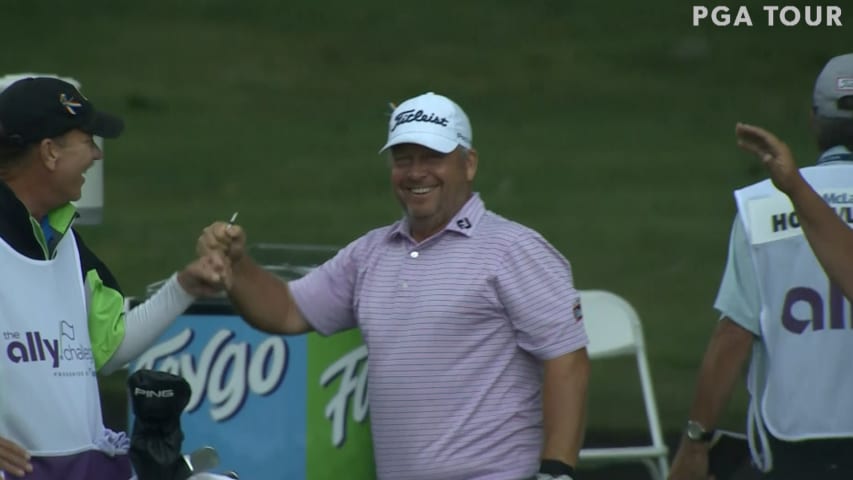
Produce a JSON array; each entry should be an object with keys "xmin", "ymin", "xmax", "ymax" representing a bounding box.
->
[{"xmin": 685, "ymin": 420, "xmax": 715, "ymax": 442}]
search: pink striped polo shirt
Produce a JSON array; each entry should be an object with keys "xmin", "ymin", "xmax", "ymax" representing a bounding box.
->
[{"xmin": 290, "ymin": 193, "xmax": 588, "ymax": 480}]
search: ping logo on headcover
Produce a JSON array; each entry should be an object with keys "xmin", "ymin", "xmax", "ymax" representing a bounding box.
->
[
  {"xmin": 59, "ymin": 93, "xmax": 82, "ymax": 115},
  {"xmin": 133, "ymin": 387, "xmax": 175, "ymax": 398}
]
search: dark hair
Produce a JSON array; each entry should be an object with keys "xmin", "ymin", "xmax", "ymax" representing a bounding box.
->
[
  {"xmin": 814, "ymin": 116, "xmax": 853, "ymax": 151},
  {"xmin": 0, "ymin": 142, "xmax": 32, "ymax": 172},
  {"xmin": 0, "ymin": 131, "xmax": 71, "ymax": 173}
]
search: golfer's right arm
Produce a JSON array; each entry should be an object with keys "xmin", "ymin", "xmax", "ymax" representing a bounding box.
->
[
  {"xmin": 785, "ymin": 178, "xmax": 853, "ymax": 300},
  {"xmin": 228, "ymin": 256, "xmax": 313, "ymax": 335},
  {"xmin": 197, "ymin": 221, "xmax": 312, "ymax": 335}
]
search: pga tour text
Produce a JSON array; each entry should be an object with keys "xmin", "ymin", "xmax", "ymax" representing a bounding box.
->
[{"xmin": 693, "ymin": 5, "xmax": 843, "ymax": 26}]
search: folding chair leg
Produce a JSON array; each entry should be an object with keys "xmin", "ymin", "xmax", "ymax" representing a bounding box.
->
[
  {"xmin": 657, "ymin": 455, "xmax": 669, "ymax": 480},
  {"xmin": 640, "ymin": 458, "xmax": 662, "ymax": 480}
]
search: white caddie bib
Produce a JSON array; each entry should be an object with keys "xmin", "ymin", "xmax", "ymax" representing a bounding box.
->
[
  {"xmin": 735, "ymin": 164, "xmax": 853, "ymax": 441},
  {"xmin": 0, "ymin": 232, "xmax": 104, "ymax": 455}
]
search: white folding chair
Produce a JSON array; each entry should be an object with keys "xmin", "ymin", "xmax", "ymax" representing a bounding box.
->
[{"xmin": 578, "ymin": 289, "xmax": 669, "ymax": 480}]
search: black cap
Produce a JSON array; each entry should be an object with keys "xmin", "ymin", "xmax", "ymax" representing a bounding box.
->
[{"xmin": 0, "ymin": 77, "xmax": 124, "ymax": 147}]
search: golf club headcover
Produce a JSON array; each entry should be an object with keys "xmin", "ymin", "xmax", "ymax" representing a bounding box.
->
[{"xmin": 127, "ymin": 369, "xmax": 193, "ymax": 480}]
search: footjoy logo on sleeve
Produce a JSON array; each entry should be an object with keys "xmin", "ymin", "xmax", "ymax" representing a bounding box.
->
[{"xmin": 692, "ymin": 5, "xmax": 843, "ymax": 26}]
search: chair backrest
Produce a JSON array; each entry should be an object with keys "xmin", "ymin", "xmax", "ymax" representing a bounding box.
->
[
  {"xmin": 579, "ymin": 289, "xmax": 644, "ymax": 359},
  {"xmin": 577, "ymin": 289, "xmax": 669, "ymax": 480}
]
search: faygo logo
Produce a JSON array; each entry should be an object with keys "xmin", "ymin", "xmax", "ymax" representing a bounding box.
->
[
  {"xmin": 134, "ymin": 328, "xmax": 289, "ymax": 422},
  {"xmin": 3, "ymin": 321, "xmax": 92, "ymax": 368},
  {"xmin": 135, "ymin": 327, "xmax": 370, "ymax": 448}
]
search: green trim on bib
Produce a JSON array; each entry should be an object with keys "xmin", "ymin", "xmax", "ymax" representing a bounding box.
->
[{"xmin": 85, "ymin": 269, "xmax": 127, "ymax": 371}]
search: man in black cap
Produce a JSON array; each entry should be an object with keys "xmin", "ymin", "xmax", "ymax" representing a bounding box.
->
[{"xmin": 0, "ymin": 77, "xmax": 230, "ymax": 479}]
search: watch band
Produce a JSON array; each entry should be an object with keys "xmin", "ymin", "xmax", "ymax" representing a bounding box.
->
[{"xmin": 686, "ymin": 420, "xmax": 715, "ymax": 442}]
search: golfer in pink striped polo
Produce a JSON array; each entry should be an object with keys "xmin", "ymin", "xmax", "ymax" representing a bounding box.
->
[{"xmin": 198, "ymin": 92, "xmax": 590, "ymax": 480}]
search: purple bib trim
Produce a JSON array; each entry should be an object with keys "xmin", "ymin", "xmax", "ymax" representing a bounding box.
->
[{"xmin": 19, "ymin": 450, "xmax": 131, "ymax": 480}]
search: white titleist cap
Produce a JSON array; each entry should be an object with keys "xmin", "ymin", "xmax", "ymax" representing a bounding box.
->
[{"xmin": 379, "ymin": 92, "xmax": 472, "ymax": 154}]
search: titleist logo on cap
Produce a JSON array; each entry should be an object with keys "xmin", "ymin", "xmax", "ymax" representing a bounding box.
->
[{"xmin": 391, "ymin": 109, "xmax": 449, "ymax": 132}]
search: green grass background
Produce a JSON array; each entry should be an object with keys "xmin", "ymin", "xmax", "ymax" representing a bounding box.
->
[{"xmin": 2, "ymin": 0, "xmax": 849, "ymax": 453}]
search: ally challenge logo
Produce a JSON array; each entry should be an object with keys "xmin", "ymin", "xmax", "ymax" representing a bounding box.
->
[{"xmin": 3, "ymin": 320, "xmax": 95, "ymax": 376}]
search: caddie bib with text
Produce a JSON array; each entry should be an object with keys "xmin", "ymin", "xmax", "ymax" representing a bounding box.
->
[
  {"xmin": 0, "ymin": 232, "xmax": 104, "ymax": 455},
  {"xmin": 735, "ymin": 164, "xmax": 853, "ymax": 440}
]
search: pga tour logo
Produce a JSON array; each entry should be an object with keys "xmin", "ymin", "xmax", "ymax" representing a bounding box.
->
[{"xmin": 692, "ymin": 5, "xmax": 843, "ymax": 26}]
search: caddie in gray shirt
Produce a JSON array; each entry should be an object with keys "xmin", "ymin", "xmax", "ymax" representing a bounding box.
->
[{"xmin": 670, "ymin": 53, "xmax": 853, "ymax": 480}]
